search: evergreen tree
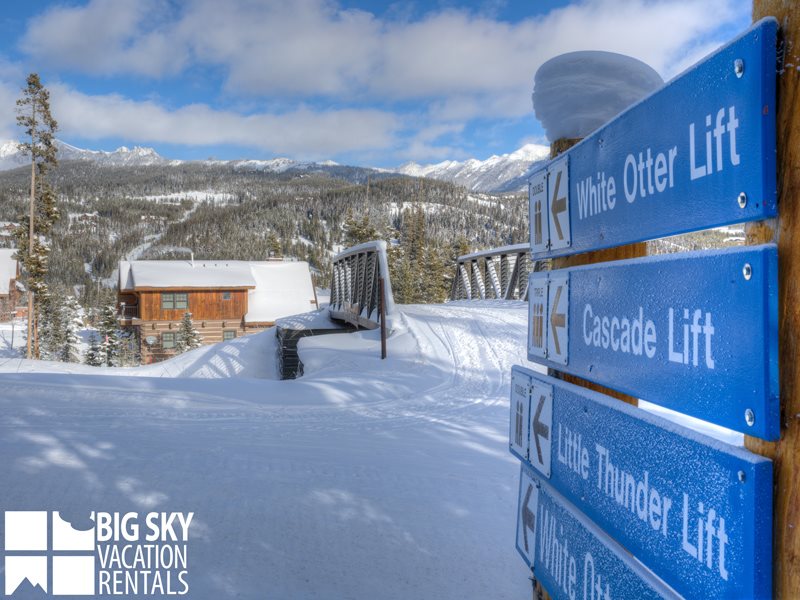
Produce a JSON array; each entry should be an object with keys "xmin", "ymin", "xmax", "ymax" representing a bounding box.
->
[
  {"xmin": 421, "ymin": 245, "xmax": 449, "ymax": 303},
  {"xmin": 116, "ymin": 328, "xmax": 140, "ymax": 367},
  {"xmin": 267, "ymin": 232, "xmax": 281, "ymax": 257},
  {"xmin": 84, "ymin": 332, "xmax": 103, "ymax": 367},
  {"xmin": 444, "ymin": 237, "xmax": 470, "ymax": 299},
  {"xmin": 175, "ymin": 311, "xmax": 202, "ymax": 353},
  {"xmin": 343, "ymin": 212, "xmax": 378, "ymax": 247},
  {"xmin": 60, "ymin": 296, "xmax": 82, "ymax": 363},
  {"xmin": 97, "ymin": 304, "xmax": 121, "ymax": 366},
  {"xmin": 37, "ymin": 290, "xmax": 64, "ymax": 361},
  {"xmin": 15, "ymin": 73, "xmax": 58, "ymax": 359},
  {"xmin": 451, "ymin": 236, "xmax": 471, "ymax": 262}
]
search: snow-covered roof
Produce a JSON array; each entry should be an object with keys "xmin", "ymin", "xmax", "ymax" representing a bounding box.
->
[
  {"xmin": 246, "ymin": 262, "xmax": 316, "ymax": 323},
  {"xmin": 0, "ymin": 249, "xmax": 17, "ymax": 295},
  {"xmin": 119, "ymin": 259, "xmax": 316, "ymax": 323},
  {"xmin": 120, "ymin": 260, "xmax": 257, "ymax": 290}
]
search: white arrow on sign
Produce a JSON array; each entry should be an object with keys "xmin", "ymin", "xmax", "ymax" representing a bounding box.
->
[
  {"xmin": 529, "ymin": 380, "xmax": 553, "ymax": 477},
  {"xmin": 547, "ymin": 273, "xmax": 569, "ymax": 364},
  {"xmin": 550, "ymin": 171, "xmax": 567, "ymax": 241},
  {"xmin": 550, "ymin": 284, "xmax": 566, "ymax": 355},
  {"xmin": 517, "ymin": 469, "xmax": 540, "ymax": 566},
  {"xmin": 547, "ymin": 156, "xmax": 570, "ymax": 251}
]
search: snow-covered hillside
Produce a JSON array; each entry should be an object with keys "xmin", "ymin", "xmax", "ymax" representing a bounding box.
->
[
  {"xmin": 397, "ymin": 144, "xmax": 550, "ymax": 193},
  {"xmin": 0, "ymin": 301, "xmax": 537, "ymax": 599}
]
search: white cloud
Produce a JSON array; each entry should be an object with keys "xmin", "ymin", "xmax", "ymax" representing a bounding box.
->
[
  {"xmin": 20, "ymin": 0, "xmax": 749, "ymax": 105},
  {"xmin": 20, "ymin": 0, "xmax": 186, "ymax": 78},
  {"xmin": 48, "ymin": 85, "xmax": 401, "ymax": 159},
  {"xmin": 12, "ymin": 0, "xmax": 750, "ymax": 161},
  {"xmin": 180, "ymin": 0, "xmax": 382, "ymax": 97}
]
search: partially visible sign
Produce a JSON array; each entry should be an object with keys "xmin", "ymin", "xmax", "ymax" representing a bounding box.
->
[
  {"xmin": 509, "ymin": 375, "xmax": 530, "ymax": 459},
  {"xmin": 516, "ymin": 464, "xmax": 676, "ymax": 599},
  {"xmin": 528, "ymin": 277, "xmax": 547, "ymax": 359},
  {"xmin": 529, "ymin": 170, "xmax": 549, "ymax": 255},
  {"xmin": 510, "ymin": 372, "xmax": 552, "ymax": 476},
  {"xmin": 511, "ymin": 366, "xmax": 773, "ymax": 599},
  {"xmin": 527, "ymin": 245, "xmax": 779, "ymax": 440},
  {"xmin": 528, "ymin": 19, "xmax": 777, "ymax": 259},
  {"xmin": 547, "ymin": 157, "xmax": 570, "ymax": 252}
]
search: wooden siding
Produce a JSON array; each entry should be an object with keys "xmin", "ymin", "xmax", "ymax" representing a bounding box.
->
[
  {"xmin": 133, "ymin": 319, "xmax": 265, "ymax": 363},
  {"xmin": 138, "ymin": 289, "xmax": 248, "ymax": 321}
]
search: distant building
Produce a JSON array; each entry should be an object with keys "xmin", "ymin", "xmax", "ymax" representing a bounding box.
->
[
  {"xmin": 0, "ymin": 222, "xmax": 18, "ymax": 238},
  {"xmin": 118, "ymin": 259, "xmax": 318, "ymax": 363},
  {"xmin": 0, "ymin": 249, "xmax": 22, "ymax": 319}
]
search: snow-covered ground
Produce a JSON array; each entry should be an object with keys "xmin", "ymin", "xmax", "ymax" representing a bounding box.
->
[
  {"xmin": 0, "ymin": 301, "xmax": 537, "ymax": 599},
  {"xmin": 134, "ymin": 191, "xmax": 237, "ymax": 205},
  {"xmin": 0, "ymin": 320, "xmax": 25, "ymax": 357}
]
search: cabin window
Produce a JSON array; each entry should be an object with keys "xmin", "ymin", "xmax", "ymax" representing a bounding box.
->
[
  {"xmin": 175, "ymin": 292, "xmax": 188, "ymax": 309},
  {"xmin": 162, "ymin": 332, "xmax": 176, "ymax": 349},
  {"xmin": 161, "ymin": 293, "xmax": 174, "ymax": 309},
  {"xmin": 223, "ymin": 330, "xmax": 236, "ymax": 341},
  {"xmin": 222, "ymin": 291, "xmax": 231, "ymax": 300}
]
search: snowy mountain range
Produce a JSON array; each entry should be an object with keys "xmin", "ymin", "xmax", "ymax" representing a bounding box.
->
[
  {"xmin": 0, "ymin": 139, "xmax": 549, "ymax": 193},
  {"xmin": 0, "ymin": 139, "xmax": 177, "ymax": 170},
  {"xmin": 396, "ymin": 144, "xmax": 550, "ymax": 193}
]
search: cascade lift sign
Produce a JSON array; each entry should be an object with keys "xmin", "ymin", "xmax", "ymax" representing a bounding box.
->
[
  {"xmin": 529, "ymin": 18, "xmax": 777, "ymax": 258},
  {"xmin": 527, "ymin": 245, "xmax": 779, "ymax": 440},
  {"xmin": 510, "ymin": 366, "xmax": 772, "ymax": 600}
]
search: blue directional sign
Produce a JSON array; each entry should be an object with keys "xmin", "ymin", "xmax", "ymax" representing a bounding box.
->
[
  {"xmin": 529, "ymin": 18, "xmax": 777, "ymax": 258},
  {"xmin": 527, "ymin": 245, "xmax": 779, "ymax": 439},
  {"xmin": 510, "ymin": 366, "xmax": 773, "ymax": 599},
  {"xmin": 516, "ymin": 463, "xmax": 676, "ymax": 599}
]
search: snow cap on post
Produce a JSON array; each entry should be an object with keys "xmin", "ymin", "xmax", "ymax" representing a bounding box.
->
[{"xmin": 532, "ymin": 51, "xmax": 663, "ymax": 142}]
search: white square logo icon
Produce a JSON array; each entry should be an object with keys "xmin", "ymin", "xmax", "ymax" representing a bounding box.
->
[
  {"xmin": 4, "ymin": 511, "xmax": 47, "ymax": 551},
  {"xmin": 53, "ymin": 556, "xmax": 95, "ymax": 596}
]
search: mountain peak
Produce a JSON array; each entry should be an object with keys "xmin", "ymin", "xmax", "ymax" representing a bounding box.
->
[{"xmin": 396, "ymin": 144, "xmax": 550, "ymax": 193}]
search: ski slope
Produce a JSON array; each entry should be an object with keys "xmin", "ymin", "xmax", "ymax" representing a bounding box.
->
[{"xmin": 0, "ymin": 301, "xmax": 540, "ymax": 599}]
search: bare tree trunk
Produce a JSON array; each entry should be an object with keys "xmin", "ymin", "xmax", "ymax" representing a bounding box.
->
[{"xmin": 26, "ymin": 147, "xmax": 34, "ymax": 359}]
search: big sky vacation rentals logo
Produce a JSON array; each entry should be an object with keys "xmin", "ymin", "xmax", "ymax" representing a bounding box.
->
[{"xmin": 4, "ymin": 511, "xmax": 194, "ymax": 596}]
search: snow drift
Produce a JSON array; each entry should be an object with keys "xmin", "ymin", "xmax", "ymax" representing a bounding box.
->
[{"xmin": 533, "ymin": 51, "xmax": 664, "ymax": 142}]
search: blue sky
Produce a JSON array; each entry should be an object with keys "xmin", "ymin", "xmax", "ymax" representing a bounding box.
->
[{"xmin": 0, "ymin": 0, "xmax": 750, "ymax": 167}]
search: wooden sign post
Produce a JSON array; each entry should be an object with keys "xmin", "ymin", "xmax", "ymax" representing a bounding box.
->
[{"xmin": 748, "ymin": 2, "xmax": 800, "ymax": 597}]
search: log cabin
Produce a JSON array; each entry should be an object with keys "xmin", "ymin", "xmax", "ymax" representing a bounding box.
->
[
  {"xmin": 118, "ymin": 259, "xmax": 317, "ymax": 363},
  {"xmin": 0, "ymin": 248, "xmax": 21, "ymax": 319}
]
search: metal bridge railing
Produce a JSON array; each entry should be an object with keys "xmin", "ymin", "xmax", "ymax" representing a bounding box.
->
[
  {"xmin": 449, "ymin": 243, "xmax": 540, "ymax": 301},
  {"xmin": 329, "ymin": 240, "xmax": 395, "ymax": 330}
]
